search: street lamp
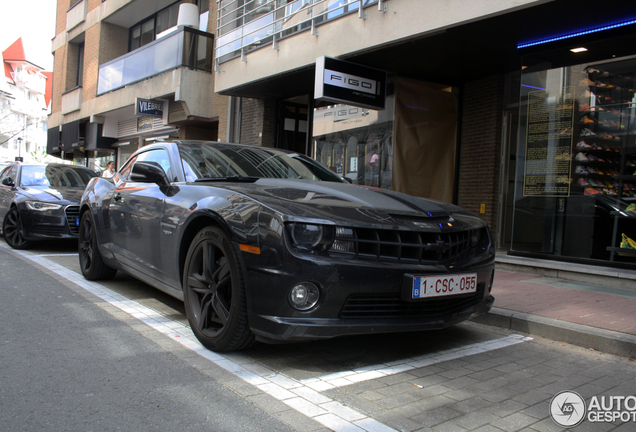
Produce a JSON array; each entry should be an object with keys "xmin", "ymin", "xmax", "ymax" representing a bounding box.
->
[{"xmin": 16, "ymin": 137, "xmax": 23, "ymax": 162}]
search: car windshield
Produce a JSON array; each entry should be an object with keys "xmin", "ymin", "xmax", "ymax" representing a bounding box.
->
[
  {"xmin": 178, "ymin": 142, "xmax": 345, "ymax": 183},
  {"xmin": 20, "ymin": 165, "xmax": 97, "ymax": 187}
]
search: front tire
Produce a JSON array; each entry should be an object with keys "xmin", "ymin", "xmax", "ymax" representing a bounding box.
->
[
  {"xmin": 3, "ymin": 207, "xmax": 33, "ymax": 250},
  {"xmin": 79, "ymin": 212, "xmax": 117, "ymax": 280},
  {"xmin": 183, "ymin": 226, "xmax": 254, "ymax": 352}
]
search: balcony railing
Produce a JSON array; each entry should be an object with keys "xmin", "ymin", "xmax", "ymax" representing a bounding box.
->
[
  {"xmin": 97, "ymin": 27, "xmax": 214, "ymax": 95},
  {"xmin": 216, "ymin": 0, "xmax": 384, "ymax": 64}
]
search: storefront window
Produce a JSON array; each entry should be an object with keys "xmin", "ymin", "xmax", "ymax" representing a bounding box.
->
[
  {"xmin": 312, "ymin": 102, "xmax": 393, "ymax": 188},
  {"xmin": 88, "ymin": 151, "xmax": 116, "ymax": 176},
  {"xmin": 512, "ymin": 56, "xmax": 636, "ymax": 264}
]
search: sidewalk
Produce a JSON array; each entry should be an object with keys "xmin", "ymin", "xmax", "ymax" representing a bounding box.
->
[{"xmin": 472, "ymin": 257, "xmax": 636, "ymax": 359}]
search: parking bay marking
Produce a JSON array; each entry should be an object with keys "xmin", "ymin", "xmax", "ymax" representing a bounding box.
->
[{"xmin": 9, "ymin": 245, "xmax": 533, "ymax": 432}]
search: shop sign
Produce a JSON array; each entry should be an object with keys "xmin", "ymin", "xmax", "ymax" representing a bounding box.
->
[
  {"xmin": 135, "ymin": 98, "xmax": 165, "ymax": 117},
  {"xmin": 137, "ymin": 116, "xmax": 153, "ymax": 132},
  {"xmin": 315, "ymin": 56, "xmax": 386, "ymax": 110}
]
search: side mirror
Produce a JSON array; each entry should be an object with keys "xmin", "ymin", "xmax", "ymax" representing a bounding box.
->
[
  {"xmin": 131, "ymin": 161, "xmax": 169, "ymax": 186},
  {"xmin": 2, "ymin": 177, "xmax": 15, "ymax": 187}
]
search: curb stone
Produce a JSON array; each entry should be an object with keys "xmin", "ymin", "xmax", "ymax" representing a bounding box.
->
[{"xmin": 471, "ymin": 307, "xmax": 636, "ymax": 359}]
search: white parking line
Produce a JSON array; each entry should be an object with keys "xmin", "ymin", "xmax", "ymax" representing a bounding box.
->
[{"xmin": 7, "ymin": 245, "xmax": 532, "ymax": 432}]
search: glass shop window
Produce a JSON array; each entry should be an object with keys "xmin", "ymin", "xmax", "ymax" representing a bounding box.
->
[{"xmin": 512, "ymin": 56, "xmax": 636, "ymax": 264}]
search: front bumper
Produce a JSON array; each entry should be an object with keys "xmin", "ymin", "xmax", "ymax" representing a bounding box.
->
[
  {"xmin": 19, "ymin": 205, "xmax": 80, "ymax": 240},
  {"xmin": 243, "ymin": 249, "xmax": 496, "ymax": 342}
]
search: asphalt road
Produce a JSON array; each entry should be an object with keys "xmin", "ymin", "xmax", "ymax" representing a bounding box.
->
[
  {"xmin": 0, "ymin": 247, "xmax": 295, "ymax": 432},
  {"xmin": 2, "ymin": 240, "xmax": 636, "ymax": 431}
]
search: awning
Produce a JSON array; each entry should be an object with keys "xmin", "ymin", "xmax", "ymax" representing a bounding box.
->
[
  {"xmin": 61, "ymin": 120, "xmax": 80, "ymax": 151},
  {"xmin": 46, "ymin": 126, "xmax": 60, "ymax": 154}
]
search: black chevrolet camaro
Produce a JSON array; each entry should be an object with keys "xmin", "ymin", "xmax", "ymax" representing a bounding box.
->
[
  {"xmin": 0, "ymin": 163, "xmax": 98, "ymax": 249},
  {"xmin": 78, "ymin": 141, "xmax": 495, "ymax": 351}
]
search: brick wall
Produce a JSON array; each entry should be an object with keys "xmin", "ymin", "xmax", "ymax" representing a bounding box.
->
[
  {"xmin": 457, "ymin": 74, "xmax": 504, "ymax": 232},
  {"xmin": 50, "ymin": 44, "xmax": 67, "ymax": 114},
  {"xmin": 238, "ymin": 98, "xmax": 277, "ymax": 146},
  {"xmin": 55, "ymin": 0, "xmax": 71, "ymax": 36}
]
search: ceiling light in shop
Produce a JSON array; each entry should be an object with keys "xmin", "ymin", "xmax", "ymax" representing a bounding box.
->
[{"xmin": 570, "ymin": 47, "xmax": 588, "ymax": 53}]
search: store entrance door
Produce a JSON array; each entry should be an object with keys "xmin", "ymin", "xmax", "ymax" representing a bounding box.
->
[{"xmin": 278, "ymin": 102, "xmax": 308, "ymax": 154}]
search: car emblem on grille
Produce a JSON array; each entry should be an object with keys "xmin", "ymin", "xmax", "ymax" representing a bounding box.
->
[{"xmin": 425, "ymin": 240, "xmax": 450, "ymax": 253}]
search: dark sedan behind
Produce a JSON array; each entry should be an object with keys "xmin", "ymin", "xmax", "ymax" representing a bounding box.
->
[{"xmin": 0, "ymin": 163, "xmax": 98, "ymax": 249}]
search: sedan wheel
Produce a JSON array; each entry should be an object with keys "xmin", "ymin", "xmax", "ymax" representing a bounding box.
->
[
  {"xmin": 79, "ymin": 212, "xmax": 117, "ymax": 280},
  {"xmin": 183, "ymin": 226, "xmax": 254, "ymax": 352},
  {"xmin": 3, "ymin": 207, "xmax": 33, "ymax": 250}
]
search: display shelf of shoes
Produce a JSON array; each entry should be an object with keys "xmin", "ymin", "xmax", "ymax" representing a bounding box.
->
[{"xmin": 574, "ymin": 69, "xmax": 636, "ymax": 197}]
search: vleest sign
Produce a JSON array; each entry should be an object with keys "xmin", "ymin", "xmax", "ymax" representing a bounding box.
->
[
  {"xmin": 135, "ymin": 98, "xmax": 166, "ymax": 117},
  {"xmin": 315, "ymin": 56, "xmax": 386, "ymax": 110}
]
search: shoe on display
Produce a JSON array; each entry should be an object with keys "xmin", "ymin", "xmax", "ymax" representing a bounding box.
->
[
  {"xmin": 620, "ymin": 233, "xmax": 636, "ymax": 249},
  {"xmin": 576, "ymin": 141, "xmax": 592, "ymax": 150},
  {"xmin": 578, "ymin": 178, "xmax": 588, "ymax": 186},
  {"xmin": 580, "ymin": 128, "xmax": 596, "ymax": 136},
  {"xmin": 575, "ymin": 165, "xmax": 588, "ymax": 174},
  {"xmin": 575, "ymin": 153, "xmax": 589, "ymax": 162},
  {"xmin": 580, "ymin": 116, "xmax": 595, "ymax": 124}
]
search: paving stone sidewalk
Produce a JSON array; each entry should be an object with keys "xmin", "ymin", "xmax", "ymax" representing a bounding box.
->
[{"xmin": 473, "ymin": 269, "xmax": 636, "ymax": 358}]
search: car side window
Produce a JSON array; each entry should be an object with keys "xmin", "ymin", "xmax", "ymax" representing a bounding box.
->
[
  {"xmin": 135, "ymin": 149, "xmax": 172, "ymax": 181},
  {"xmin": 118, "ymin": 156, "xmax": 138, "ymax": 181},
  {"xmin": 1, "ymin": 165, "xmax": 18, "ymax": 185}
]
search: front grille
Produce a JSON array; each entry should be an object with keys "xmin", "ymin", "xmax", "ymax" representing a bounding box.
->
[
  {"xmin": 330, "ymin": 227, "xmax": 483, "ymax": 264},
  {"xmin": 340, "ymin": 283, "xmax": 485, "ymax": 319},
  {"xmin": 65, "ymin": 206, "xmax": 80, "ymax": 235},
  {"xmin": 31, "ymin": 226, "xmax": 67, "ymax": 236}
]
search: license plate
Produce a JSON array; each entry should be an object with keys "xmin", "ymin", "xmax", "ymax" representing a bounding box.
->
[{"xmin": 412, "ymin": 273, "xmax": 477, "ymax": 299}]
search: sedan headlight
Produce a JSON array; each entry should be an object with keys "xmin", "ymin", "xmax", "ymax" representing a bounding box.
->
[
  {"xmin": 25, "ymin": 201, "xmax": 63, "ymax": 212},
  {"xmin": 287, "ymin": 223, "xmax": 335, "ymax": 252}
]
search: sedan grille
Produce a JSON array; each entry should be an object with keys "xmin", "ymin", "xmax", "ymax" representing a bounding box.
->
[
  {"xmin": 65, "ymin": 206, "xmax": 80, "ymax": 235},
  {"xmin": 330, "ymin": 227, "xmax": 484, "ymax": 264},
  {"xmin": 340, "ymin": 283, "xmax": 485, "ymax": 319}
]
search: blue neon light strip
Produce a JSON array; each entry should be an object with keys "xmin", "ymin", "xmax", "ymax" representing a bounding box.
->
[
  {"xmin": 517, "ymin": 18, "xmax": 636, "ymax": 49},
  {"xmin": 521, "ymin": 84, "xmax": 547, "ymax": 91}
]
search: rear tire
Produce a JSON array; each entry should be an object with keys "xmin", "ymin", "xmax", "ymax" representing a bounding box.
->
[
  {"xmin": 3, "ymin": 207, "xmax": 34, "ymax": 250},
  {"xmin": 78, "ymin": 212, "xmax": 117, "ymax": 280},
  {"xmin": 183, "ymin": 226, "xmax": 254, "ymax": 352}
]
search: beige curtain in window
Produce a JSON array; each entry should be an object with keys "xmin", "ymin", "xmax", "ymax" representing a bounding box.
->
[{"xmin": 392, "ymin": 77, "xmax": 458, "ymax": 202}]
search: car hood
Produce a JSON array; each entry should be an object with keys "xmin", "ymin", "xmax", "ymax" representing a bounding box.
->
[
  {"xmin": 20, "ymin": 186, "xmax": 86, "ymax": 205},
  {"xmin": 219, "ymin": 179, "xmax": 486, "ymax": 229}
]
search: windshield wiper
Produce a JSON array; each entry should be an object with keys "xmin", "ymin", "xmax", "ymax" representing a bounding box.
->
[{"xmin": 194, "ymin": 176, "xmax": 260, "ymax": 183}]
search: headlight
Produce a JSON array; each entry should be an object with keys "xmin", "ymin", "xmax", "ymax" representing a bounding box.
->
[
  {"xmin": 288, "ymin": 223, "xmax": 335, "ymax": 251},
  {"xmin": 26, "ymin": 201, "xmax": 63, "ymax": 211}
]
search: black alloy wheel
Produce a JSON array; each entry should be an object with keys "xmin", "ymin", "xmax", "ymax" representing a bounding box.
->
[
  {"xmin": 78, "ymin": 212, "xmax": 117, "ymax": 280},
  {"xmin": 3, "ymin": 207, "xmax": 33, "ymax": 250},
  {"xmin": 183, "ymin": 226, "xmax": 254, "ymax": 352}
]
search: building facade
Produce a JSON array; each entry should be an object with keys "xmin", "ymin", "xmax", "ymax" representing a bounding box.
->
[
  {"xmin": 1, "ymin": 38, "xmax": 51, "ymax": 163},
  {"xmin": 48, "ymin": 0, "xmax": 636, "ymax": 271},
  {"xmin": 212, "ymin": 0, "xmax": 636, "ymax": 271},
  {"xmin": 48, "ymin": 0, "xmax": 223, "ymax": 174}
]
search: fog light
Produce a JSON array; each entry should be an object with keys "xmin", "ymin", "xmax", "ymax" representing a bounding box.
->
[{"xmin": 289, "ymin": 282, "xmax": 320, "ymax": 311}]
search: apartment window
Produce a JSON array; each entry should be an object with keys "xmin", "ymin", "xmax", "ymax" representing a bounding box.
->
[
  {"xmin": 156, "ymin": 2, "xmax": 181, "ymax": 35},
  {"xmin": 129, "ymin": 1, "xmax": 187, "ymax": 51},
  {"xmin": 130, "ymin": 18, "xmax": 155, "ymax": 51},
  {"xmin": 76, "ymin": 43, "xmax": 84, "ymax": 87}
]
